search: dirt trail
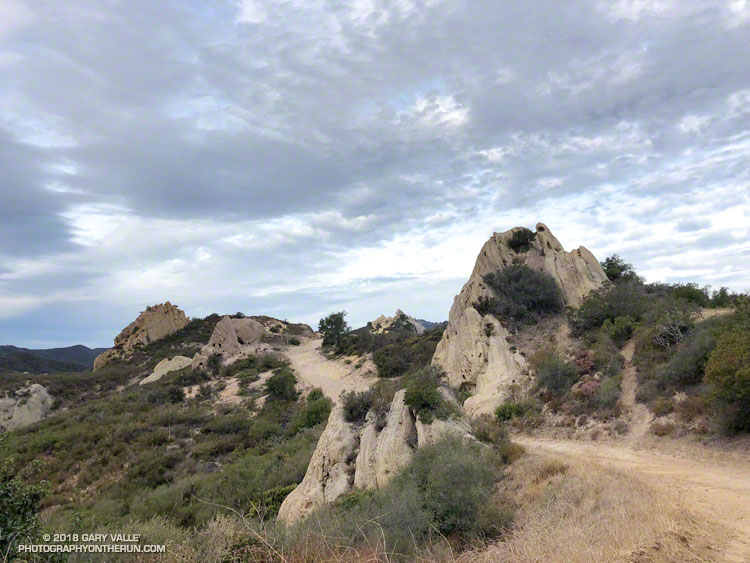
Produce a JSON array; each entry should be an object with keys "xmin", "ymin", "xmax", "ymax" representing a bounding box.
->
[
  {"xmin": 517, "ymin": 436, "xmax": 750, "ymax": 562},
  {"xmin": 618, "ymin": 339, "xmax": 653, "ymax": 439},
  {"xmin": 283, "ymin": 338, "xmax": 371, "ymax": 403}
]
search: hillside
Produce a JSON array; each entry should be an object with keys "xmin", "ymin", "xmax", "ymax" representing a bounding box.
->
[
  {"xmin": 0, "ymin": 344, "xmax": 107, "ymax": 373},
  {"xmin": 1, "ymin": 224, "xmax": 749, "ymax": 562}
]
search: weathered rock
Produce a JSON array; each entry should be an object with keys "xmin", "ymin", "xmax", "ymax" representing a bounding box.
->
[
  {"xmin": 433, "ymin": 223, "xmax": 606, "ymax": 416},
  {"xmin": 279, "ymin": 388, "xmax": 477, "ymax": 524},
  {"xmin": 374, "ymin": 389, "xmax": 418, "ymax": 486},
  {"xmin": 277, "ymin": 406, "xmax": 358, "ymax": 523},
  {"xmin": 371, "ymin": 309, "xmax": 426, "ymax": 335},
  {"xmin": 193, "ymin": 317, "xmax": 266, "ymax": 370},
  {"xmin": 0, "ymin": 383, "xmax": 53, "ymax": 431},
  {"xmin": 94, "ymin": 302, "xmax": 188, "ymax": 371},
  {"xmin": 140, "ymin": 356, "xmax": 192, "ymax": 385}
]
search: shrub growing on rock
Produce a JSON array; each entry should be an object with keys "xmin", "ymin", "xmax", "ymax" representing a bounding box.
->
[
  {"xmin": 508, "ymin": 227, "xmax": 537, "ymax": 252},
  {"xmin": 478, "ymin": 266, "xmax": 563, "ymax": 327}
]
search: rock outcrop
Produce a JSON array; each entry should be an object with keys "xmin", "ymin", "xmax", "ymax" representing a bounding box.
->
[
  {"xmin": 192, "ymin": 316, "xmax": 265, "ymax": 370},
  {"xmin": 93, "ymin": 302, "xmax": 189, "ymax": 371},
  {"xmin": 370, "ymin": 310, "xmax": 426, "ymax": 335},
  {"xmin": 432, "ymin": 223, "xmax": 607, "ymax": 416},
  {"xmin": 0, "ymin": 383, "xmax": 53, "ymax": 431},
  {"xmin": 278, "ymin": 387, "xmax": 475, "ymax": 524},
  {"xmin": 140, "ymin": 356, "xmax": 192, "ymax": 385},
  {"xmin": 277, "ymin": 405, "xmax": 359, "ymax": 523}
]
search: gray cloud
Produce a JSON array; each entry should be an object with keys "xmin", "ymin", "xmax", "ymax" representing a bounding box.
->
[{"xmin": 1, "ymin": 0, "xmax": 749, "ymax": 346}]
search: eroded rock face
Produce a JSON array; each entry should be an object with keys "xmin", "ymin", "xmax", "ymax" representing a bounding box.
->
[
  {"xmin": 277, "ymin": 406, "xmax": 359, "ymax": 523},
  {"xmin": 278, "ymin": 387, "xmax": 475, "ymax": 524},
  {"xmin": 191, "ymin": 316, "xmax": 265, "ymax": 370},
  {"xmin": 432, "ymin": 223, "xmax": 606, "ymax": 416},
  {"xmin": 371, "ymin": 310, "xmax": 426, "ymax": 335},
  {"xmin": 140, "ymin": 356, "xmax": 192, "ymax": 385},
  {"xmin": 0, "ymin": 383, "xmax": 53, "ymax": 431},
  {"xmin": 94, "ymin": 302, "xmax": 188, "ymax": 371}
]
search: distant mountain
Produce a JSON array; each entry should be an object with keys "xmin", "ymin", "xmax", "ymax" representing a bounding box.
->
[
  {"xmin": 415, "ymin": 319, "xmax": 447, "ymax": 330},
  {"xmin": 0, "ymin": 345, "xmax": 108, "ymax": 373}
]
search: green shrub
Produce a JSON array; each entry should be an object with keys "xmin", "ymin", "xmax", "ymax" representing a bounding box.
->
[
  {"xmin": 264, "ymin": 368, "xmax": 298, "ymax": 402},
  {"xmin": 662, "ymin": 327, "xmax": 717, "ymax": 386},
  {"xmin": 0, "ymin": 458, "xmax": 49, "ymax": 557},
  {"xmin": 403, "ymin": 368, "xmax": 452, "ymax": 424},
  {"xmin": 318, "ymin": 311, "xmax": 350, "ymax": 349},
  {"xmin": 570, "ymin": 280, "xmax": 651, "ymax": 335},
  {"xmin": 495, "ymin": 400, "xmax": 528, "ymax": 421},
  {"xmin": 341, "ymin": 390, "xmax": 371, "ymax": 423},
  {"xmin": 672, "ymin": 283, "xmax": 710, "ymax": 307},
  {"xmin": 508, "ymin": 227, "xmax": 537, "ymax": 252},
  {"xmin": 472, "ymin": 414, "xmax": 509, "ymax": 445},
  {"xmin": 597, "ymin": 376, "xmax": 621, "ymax": 410},
  {"xmin": 478, "ymin": 266, "xmax": 563, "ymax": 327},
  {"xmin": 535, "ymin": 353, "xmax": 578, "ymax": 394},
  {"xmin": 288, "ymin": 337, "xmax": 301, "ymax": 346},
  {"xmin": 600, "ymin": 254, "xmax": 639, "ymax": 284},
  {"xmin": 705, "ymin": 327, "xmax": 750, "ymax": 434},
  {"xmin": 290, "ymin": 397, "xmax": 332, "ymax": 433},
  {"xmin": 298, "ymin": 437, "xmax": 510, "ymax": 554},
  {"xmin": 601, "ymin": 316, "xmax": 635, "ymax": 347},
  {"xmin": 205, "ymin": 353, "xmax": 222, "ymax": 375},
  {"xmin": 307, "ymin": 388, "xmax": 324, "ymax": 402}
]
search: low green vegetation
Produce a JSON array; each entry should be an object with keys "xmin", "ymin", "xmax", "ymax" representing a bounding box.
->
[
  {"xmin": 291, "ymin": 437, "xmax": 515, "ymax": 558},
  {"xmin": 0, "ymin": 351, "xmax": 330, "ymax": 534}
]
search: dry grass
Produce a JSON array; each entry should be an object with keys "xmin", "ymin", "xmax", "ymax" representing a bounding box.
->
[
  {"xmin": 87, "ymin": 453, "xmax": 710, "ymax": 563},
  {"xmin": 458, "ymin": 453, "xmax": 709, "ymax": 563}
]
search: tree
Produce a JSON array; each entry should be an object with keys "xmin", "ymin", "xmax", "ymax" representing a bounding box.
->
[
  {"xmin": 318, "ymin": 311, "xmax": 350, "ymax": 348},
  {"xmin": 600, "ymin": 254, "xmax": 639, "ymax": 284}
]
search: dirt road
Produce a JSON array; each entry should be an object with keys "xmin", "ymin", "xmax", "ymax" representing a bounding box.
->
[
  {"xmin": 618, "ymin": 339, "xmax": 653, "ymax": 439},
  {"xmin": 517, "ymin": 436, "xmax": 750, "ymax": 562},
  {"xmin": 283, "ymin": 338, "xmax": 371, "ymax": 403}
]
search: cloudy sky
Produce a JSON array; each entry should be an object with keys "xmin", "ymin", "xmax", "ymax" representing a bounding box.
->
[{"xmin": 1, "ymin": 0, "xmax": 749, "ymax": 348}]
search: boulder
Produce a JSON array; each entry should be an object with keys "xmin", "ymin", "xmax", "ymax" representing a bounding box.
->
[
  {"xmin": 140, "ymin": 356, "xmax": 192, "ymax": 385},
  {"xmin": 0, "ymin": 383, "xmax": 53, "ymax": 431},
  {"xmin": 433, "ymin": 223, "xmax": 606, "ymax": 416},
  {"xmin": 193, "ymin": 316, "xmax": 266, "ymax": 369},
  {"xmin": 94, "ymin": 302, "xmax": 188, "ymax": 371}
]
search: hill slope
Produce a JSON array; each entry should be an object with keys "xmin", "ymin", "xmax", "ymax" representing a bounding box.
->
[{"xmin": 0, "ymin": 344, "xmax": 107, "ymax": 373}]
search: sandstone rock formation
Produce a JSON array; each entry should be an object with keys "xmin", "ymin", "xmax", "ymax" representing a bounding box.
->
[
  {"xmin": 0, "ymin": 383, "xmax": 53, "ymax": 431},
  {"xmin": 93, "ymin": 302, "xmax": 189, "ymax": 371},
  {"xmin": 192, "ymin": 316, "xmax": 265, "ymax": 370},
  {"xmin": 432, "ymin": 223, "xmax": 607, "ymax": 416},
  {"xmin": 371, "ymin": 310, "xmax": 426, "ymax": 335},
  {"xmin": 278, "ymin": 387, "xmax": 475, "ymax": 524},
  {"xmin": 140, "ymin": 356, "xmax": 192, "ymax": 385}
]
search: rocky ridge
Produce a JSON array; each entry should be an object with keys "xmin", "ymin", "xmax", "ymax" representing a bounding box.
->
[
  {"xmin": 432, "ymin": 223, "xmax": 607, "ymax": 416},
  {"xmin": 93, "ymin": 302, "xmax": 189, "ymax": 371},
  {"xmin": 370, "ymin": 309, "xmax": 426, "ymax": 335}
]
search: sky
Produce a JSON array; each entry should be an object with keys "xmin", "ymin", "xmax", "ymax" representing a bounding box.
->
[{"xmin": 1, "ymin": 0, "xmax": 749, "ymax": 348}]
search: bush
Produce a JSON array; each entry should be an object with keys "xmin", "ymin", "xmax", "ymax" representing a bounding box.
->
[
  {"xmin": 288, "ymin": 337, "xmax": 301, "ymax": 346},
  {"xmin": 403, "ymin": 368, "xmax": 452, "ymax": 424},
  {"xmin": 300, "ymin": 437, "xmax": 511, "ymax": 554},
  {"xmin": 0, "ymin": 459, "xmax": 48, "ymax": 557},
  {"xmin": 264, "ymin": 368, "xmax": 298, "ymax": 402},
  {"xmin": 601, "ymin": 316, "xmax": 635, "ymax": 347},
  {"xmin": 495, "ymin": 400, "xmax": 527, "ymax": 421},
  {"xmin": 597, "ymin": 376, "xmax": 621, "ymax": 410},
  {"xmin": 570, "ymin": 280, "xmax": 650, "ymax": 335},
  {"xmin": 535, "ymin": 353, "xmax": 578, "ymax": 394},
  {"xmin": 478, "ymin": 266, "xmax": 563, "ymax": 327},
  {"xmin": 318, "ymin": 311, "xmax": 350, "ymax": 349},
  {"xmin": 650, "ymin": 397, "xmax": 673, "ymax": 417},
  {"xmin": 472, "ymin": 414, "xmax": 509, "ymax": 445},
  {"xmin": 290, "ymin": 397, "xmax": 332, "ymax": 433},
  {"xmin": 705, "ymin": 328, "xmax": 750, "ymax": 434},
  {"xmin": 672, "ymin": 283, "xmax": 710, "ymax": 307},
  {"xmin": 508, "ymin": 227, "xmax": 537, "ymax": 252},
  {"xmin": 650, "ymin": 420, "xmax": 675, "ymax": 436},
  {"xmin": 662, "ymin": 327, "xmax": 717, "ymax": 387},
  {"xmin": 341, "ymin": 390, "xmax": 372, "ymax": 423},
  {"xmin": 600, "ymin": 254, "xmax": 640, "ymax": 284}
]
